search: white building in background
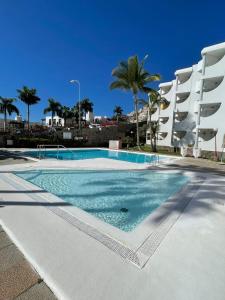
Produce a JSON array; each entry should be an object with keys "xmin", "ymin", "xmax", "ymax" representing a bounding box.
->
[
  {"xmin": 15, "ymin": 115, "xmax": 22, "ymax": 122},
  {"xmin": 45, "ymin": 116, "xmax": 64, "ymax": 127},
  {"xmin": 94, "ymin": 115, "xmax": 108, "ymax": 122},
  {"xmin": 146, "ymin": 41, "xmax": 225, "ymax": 157},
  {"xmin": 85, "ymin": 111, "xmax": 94, "ymax": 123}
]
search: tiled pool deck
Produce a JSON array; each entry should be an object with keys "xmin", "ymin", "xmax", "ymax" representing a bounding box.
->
[{"xmin": 0, "ymin": 149, "xmax": 225, "ymax": 300}]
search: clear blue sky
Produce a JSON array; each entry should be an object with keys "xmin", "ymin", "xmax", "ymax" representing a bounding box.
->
[{"xmin": 1, "ymin": 0, "xmax": 225, "ymax": 122}]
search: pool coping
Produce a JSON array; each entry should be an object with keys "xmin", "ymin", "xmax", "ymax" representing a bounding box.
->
[{"xmin": 1, "ymin": 169, "xmax": 205, "ymax": 269}]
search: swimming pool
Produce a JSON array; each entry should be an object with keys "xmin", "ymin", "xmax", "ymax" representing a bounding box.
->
[
  {"xmin": 15, "ymin": 170, "xmax": 189, "ymax": 232},
  {"xmin": 23, "ymin": 149, "xmax": 161, "ymax": 164}
]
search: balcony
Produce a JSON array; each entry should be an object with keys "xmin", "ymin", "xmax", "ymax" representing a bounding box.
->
[
  {"xmin": 204, "ymin": 51, "xmax": 225, "ymax": 78},
  {"xmin": 174, "ymin": 111, "xmax": 188, "ymax": 122},
  {"xmin": 197, "ymin": 128, "xmax": 218, "ymax": 141},
  {"xmin": 175, "ymin": 67, "xmax": 192, "ymax": 84},
  {"xmin": 160, "ymin": 98, "xmax": 170, "ymax": 110},
  {"xmin": 159, "ymin": 116, "xmax": 169, "ymax": 124},
  {"xmin": 173, "ymin": 130, "xmax": 186, "ymax": 139},
  {"xmin": 204, "ymin": 46, "xmax": 225, "ymax": 67},
  {"xmin": 202, "ymin": 76, "xmax": 224, "ymax": 92},
  {"xmin": 159, "ymin": 82, "xmax": 173, "ymax": 95},
  {"xmin": 200, "ymin": 103, "xmax": 221, "ymax": 117},
  {"xmin": 176, "ymin": 92, "xmax": 190, "ymax": 103},
  {"xmin": 158, "ymin": 132, "xmax": 168, "ymax": 140}
]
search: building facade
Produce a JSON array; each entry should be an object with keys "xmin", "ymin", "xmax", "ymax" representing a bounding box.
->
[
  {"xmin": 146, "ymin": 41, "xmax": 225, "ymax": 157},
  {"xmin": 45, "ymin": 116, "xmax": 64, "ymax": 127}
]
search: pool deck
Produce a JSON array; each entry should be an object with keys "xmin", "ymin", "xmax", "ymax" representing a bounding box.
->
[{"xmin": 0, "ymin": 151, "xmax": 225, "ymax": 300}]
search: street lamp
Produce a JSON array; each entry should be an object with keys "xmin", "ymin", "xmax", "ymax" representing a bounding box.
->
[{"xmin": 70, "ymin": 79, "xmax": 81, "ymax": 130}]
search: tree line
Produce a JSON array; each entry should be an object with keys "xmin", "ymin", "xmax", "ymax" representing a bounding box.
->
[
  {"xmin": 0, "ymin": 86, "xmax": 93, "ymax": 131},
  {"xmin": 1, "ymin": 54, "xmax": 163, "ymax": 151}
]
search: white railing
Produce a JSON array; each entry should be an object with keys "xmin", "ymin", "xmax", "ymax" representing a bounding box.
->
[{"xmin": 37, "ymin": 144, "xmax": 74, "ymax": 159}]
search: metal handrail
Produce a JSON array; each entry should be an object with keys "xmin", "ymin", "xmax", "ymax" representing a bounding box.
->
[
  {"xmin": 37, "ymin": 144, "xmax": 74, "ymax": 159},
  {"xmin": 145, "ymin": 154, "xmax": 159, "ymax": 165}
]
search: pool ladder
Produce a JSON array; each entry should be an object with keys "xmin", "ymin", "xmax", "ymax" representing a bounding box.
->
[
  {"xmin": 146, "ymin": 154, "xmax": 159, "ymax": 166},
  {"xmin": 37, "ymin": 144, "xmax": 74, "ymax": 159}
]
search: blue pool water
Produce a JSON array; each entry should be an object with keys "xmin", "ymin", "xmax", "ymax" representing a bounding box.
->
[
  {"xmin": 23, "ymin": 149, "xmax": 161, "ymax": 164},
  {"xmin": 15, "ymin": 170, "xmax": 189, "ymax": 232}
]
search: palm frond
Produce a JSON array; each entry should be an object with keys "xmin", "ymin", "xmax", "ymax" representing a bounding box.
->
[
  {"xmin": 144, "ymin": 74, "xmax": 161, "ymax": 82},
  {"xmin": 43, "ymin": 107, "xmax": 51, "ymax": 114},
  {"xmin": 128, "ymin": 55, "xmax": 138, "ymax": 83},
  {"xmin": 110, "ymin": 80, "xmax": 130, "ymax": 91},
  {"xmin": 17, "ymin": 86, "xmax": 40, "ymax": 105}
]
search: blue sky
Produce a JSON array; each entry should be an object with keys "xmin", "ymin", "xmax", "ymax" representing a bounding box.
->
[{"xmin": 1, "ymin": 0, "xmax": 225, "ymax": 122}]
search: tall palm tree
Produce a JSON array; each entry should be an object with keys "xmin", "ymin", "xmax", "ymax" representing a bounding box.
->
[
  {"xmin": 110, "ymin": 55, "xmax": 160, "ymax": 148},
  {"xmin": 113, "ymin": 105, "xmax": 123, "ymax": 122},
  {"xmin": 17, "ymin": 86, "xmax": 40, "ymax": 131},
  {"xmin": 43, "ymin": 98, "xmax": 62, "ymax": 127},
  {"xmin": 80, "ymin": 98, "xmax": 93, "ymax": 121},
  {"xmin": 0, "ymin": 97, "xmax": 19, "ymax": 132}
]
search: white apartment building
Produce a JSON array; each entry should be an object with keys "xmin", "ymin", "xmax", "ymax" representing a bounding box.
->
[{"xmin": 146, "ymin": 41, "xmax": 225, "ymax": 157}]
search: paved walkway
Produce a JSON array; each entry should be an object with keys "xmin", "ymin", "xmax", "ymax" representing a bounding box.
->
[
  {"xmin": 0, "ymin": 151, "xmax": 31, "ymax": 166},
  {"xmin": 0, "ymin": 224, "xmax": 57, "ymax": 300},
  {"xmin": 166, "ymin": 157, "xmax": 225, "ymax": 176}
]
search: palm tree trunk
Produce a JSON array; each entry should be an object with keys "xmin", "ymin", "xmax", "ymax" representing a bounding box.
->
[
  {"xmin": 148, "ymin": 109, "xmax": 154, "ymax": 151},
  {"xmin": 153, "ymin": 136, "xmax": 157, "ymax": 152},
  {"xmin": 27, "ymin": 104, "xmax": 30, "ymax": 131},
  {"xmin": 4, "ymin": 108, "xmax": 7, "ymax": 132},
  {"xmin": 51, "ymin": 112, "xmax": 54, "ymax": 127},
  {"xmin": 134, "ymin": 95, "xmax": 140, "ymax": 149}
]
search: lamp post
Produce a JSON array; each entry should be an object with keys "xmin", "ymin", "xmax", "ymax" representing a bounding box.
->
[{"xmin": 70, "ymin": 79, "xmax": 81, "ymax": 130}]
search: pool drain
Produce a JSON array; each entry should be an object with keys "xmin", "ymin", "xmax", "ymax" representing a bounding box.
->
[{"xmin": 120, "ymin": 208, "xmax": 128, "ymax": 213}]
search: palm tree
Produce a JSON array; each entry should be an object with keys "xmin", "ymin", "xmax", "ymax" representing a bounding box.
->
[
  {"xmin": 110, "ymin": 55, "xmax": 160, "ymax": 148},
  {"xmin": 0, "ymin": 97, "xmax": 19, "ymax": 132},
  {"xmin": 17, "ymin": 86, "xmax": 40, "ymax": 131},
  {"xmin": 59, "ymin": 106, "xmax": 73, "ymax": 127},
  {"xmin": 80, "ymin": 98, "xmax": 93, "ymax": 121},
  {"xmin": 113, "ymin": 105, "xmax": 123, "ymax": 122},
  {"xmin": 71, "ymin": 105, "xmax": 80, "ymax": 126},
  {"xmin": 139, "ymin": 91, "xmax": 162, "ymax": 152},
  {"xmin": 43, "ymin": 98, "xmax": 62, "ymax": 127}
]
